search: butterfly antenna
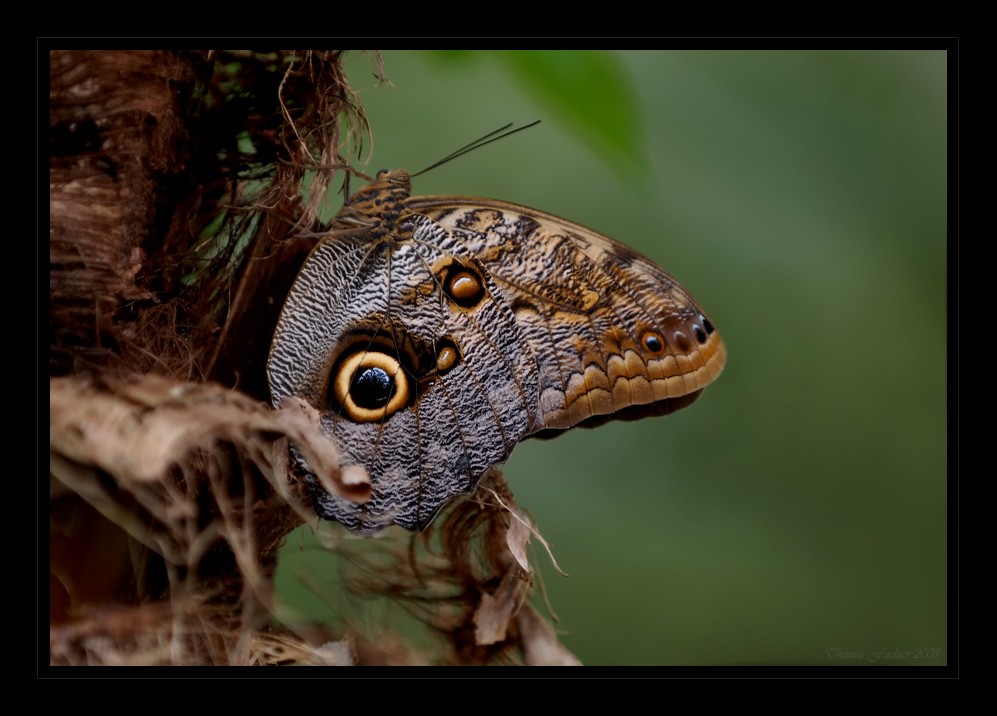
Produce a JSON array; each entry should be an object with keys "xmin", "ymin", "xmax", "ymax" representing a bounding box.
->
[
  {"xmin": 420, "ymin": 123, "xmax": 516, "ymax": 168},
  {"xmin": 411, "ymin": 121, "xmax": 541, "ymax": 178}
]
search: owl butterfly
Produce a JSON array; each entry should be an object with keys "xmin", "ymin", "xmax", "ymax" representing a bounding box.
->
[{"xmin": 268, "ymin": 155, "xmax": 726, "ymax": 534}]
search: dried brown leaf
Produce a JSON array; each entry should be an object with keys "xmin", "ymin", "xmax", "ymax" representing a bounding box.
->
[
  {"xmin": 50, "ymin": 374, "xmax": 368, "ymax": 505},
  {"xmin": 483, "ymin": 484, "xmax": 567, "ymax": 576},
  {"xmin": 473, "ymin": 568, "xmax": 530, "ymax": 646},
  {"xmin": 275, "ymin": 396, "xmax": 370, "ymax": 503},
  {"xmin": 505, "ymin": 506, "xmax": 533, "ymax": 573},
  {"xmin": 517, "ymin": 604, "xmax": 583, "ymax": 666}
]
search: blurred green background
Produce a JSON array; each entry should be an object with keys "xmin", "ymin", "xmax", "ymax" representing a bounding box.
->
[{"xmin": 275, "ymin": 50, "xmax": 948, "ymax": 666}]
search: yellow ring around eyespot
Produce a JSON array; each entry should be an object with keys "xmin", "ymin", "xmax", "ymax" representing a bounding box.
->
[{"xmin": 333, "ymin": 350, "xmax": 409, "ymax": 422}]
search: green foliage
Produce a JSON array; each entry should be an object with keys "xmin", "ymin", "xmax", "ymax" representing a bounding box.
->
[{"xmin": 426, "ymin": 50, "xmax": 644, "ymax": 177}]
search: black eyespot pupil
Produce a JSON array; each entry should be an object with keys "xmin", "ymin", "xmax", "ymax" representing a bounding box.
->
[
  {"xmin": 702, "ymin": 317, "xmax": 715, "ymax": 335},
  {"xmin": 694, "ymin": 326, "xmax": 707, "ymax": 344},
  {"xmin": 350, "ymin": 367, "xmax": 395, "ymax": 409},
  {"xmin": 645, "ymin": 335, "xmax": 663, "ymax": 352}
]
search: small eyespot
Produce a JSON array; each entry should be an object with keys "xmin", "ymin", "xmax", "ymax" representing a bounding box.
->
[
  {"xmin": 331, "ymin": 350, "xmax": 410, "ymax": 422},
  {"xmin": 700, "ymin": 316, "xmax": 715, "ymax": 335},
  {"xmin": 442, "ymin": 264, "xmax": 486, "ymax": 309},
  {"xmin": 449, "ymin": 272, "xmax": 480, "ymax": 300},
  {"xmin": 694, "ymin": 325, "xmax": 707, "ymax": 344},
  {"xmin": 673, "ymin": 331, "xmax": 691, "ymax": 352},
  {"xmin": 435, "ymin": 339, "xmax": 460, "ymax": 374},
  {"xmin": 642, "ymin": 331, "xmax": 665, "ymax": 353}
]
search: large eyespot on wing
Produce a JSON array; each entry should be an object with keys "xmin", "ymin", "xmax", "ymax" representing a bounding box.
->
[
  {"xmin": 407, "ymin": 195, "xmax": 726, "ymax": 433},
  {"xmin": 328, "ymin": 346, "xmax": 410, "ymax": 423}
]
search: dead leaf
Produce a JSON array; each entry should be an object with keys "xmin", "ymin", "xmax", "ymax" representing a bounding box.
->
[
  {"xmin": 473, "ymin": 568, "xmax": 530, "ymax": 645},
  {"xmin": 517, "ymin": 604, "xmax": 582, "ymax": 666}
]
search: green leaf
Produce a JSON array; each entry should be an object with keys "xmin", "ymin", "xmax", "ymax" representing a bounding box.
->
[{"xmin": 494, "ymin": 50, "xmax": 645, "ymax": 177}]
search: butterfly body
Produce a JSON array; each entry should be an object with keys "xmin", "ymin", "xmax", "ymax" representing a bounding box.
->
[{"xmin": 268, "ymin": 170, "xmax": 725, "ymax": 533}]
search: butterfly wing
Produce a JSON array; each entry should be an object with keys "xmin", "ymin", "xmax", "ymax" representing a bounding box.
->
[
  {"xmin": 407, "ymin": 195, "xmax": 726, "ymax": 433},
  {"xmin": 269, "ymin": 178, "xmax": 725, "ymax": 534},
  {"xmin": 268, "ymin": 217, "xmax": 541, "ymax": 532}
]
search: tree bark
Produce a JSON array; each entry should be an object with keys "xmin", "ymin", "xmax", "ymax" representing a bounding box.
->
[
  {"xmin": 48, "ymin": 49, "xmax": 358, "ymax": 663},
  {"xmin": 50, "ymin": 50, "xmax": 202, "ymax": 375}
]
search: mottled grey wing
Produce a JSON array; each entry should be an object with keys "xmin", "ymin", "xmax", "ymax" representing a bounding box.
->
[{"xmin": 267, "ymin": 216, "xmax": 541, "ymax": 532}]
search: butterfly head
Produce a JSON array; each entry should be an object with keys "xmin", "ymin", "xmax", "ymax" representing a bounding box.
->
[{"xmin": 334, "ymin": 169, "xmax": 414, "ymax": 236}]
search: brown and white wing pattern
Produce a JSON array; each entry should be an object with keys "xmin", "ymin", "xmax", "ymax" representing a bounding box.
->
[
  {"xmin": 410, "ymin": 196, "xmax": 726, "ymax": 432},
  {"xmin": 268, "ymin": 171, "xmax": 725, "ymax": 533}
]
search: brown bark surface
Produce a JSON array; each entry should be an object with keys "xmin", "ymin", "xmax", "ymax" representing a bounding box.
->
[
  {"xmin": 50, "ymin": 50, "xmax": 200, "ymax": 375},
  {"xmin": 48, "ymin": 49, "xmax": 357, "ymax": 663}
]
